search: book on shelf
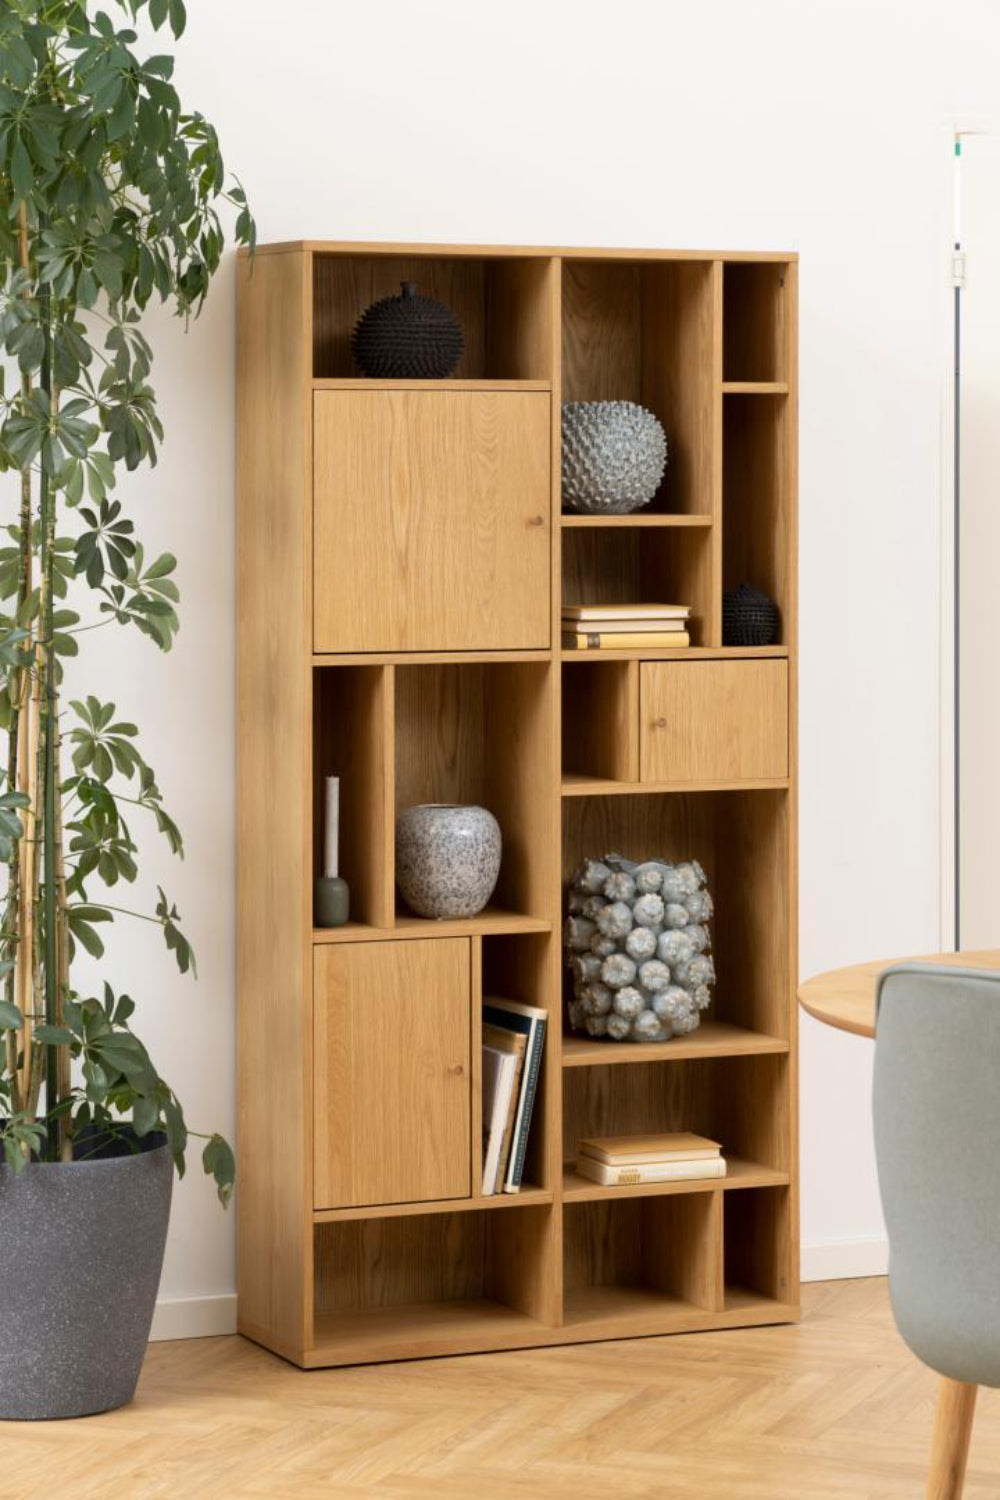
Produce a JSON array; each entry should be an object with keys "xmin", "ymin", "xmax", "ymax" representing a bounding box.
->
[
  {"xmin": 481, "ymin": 997, "xmax": 547, "ymax": 1194},
  {"xmin": 481, "ymin": 1045, "xmax": 518, "ymax": 1196},
  {"xmin": 579, "ymin": 1132, "xmax": 722, "ymax": 1166},
  {"xmin": 563, "ymin": 630, "xmax": 691, "ymax": 651},
  {"xmin": 560, "ymin": 616, "xmax": 688, "ymax": 635},
  {"xmin": 481, "ymin": 1022, "xmax": 527, "ymax": 1193},
  {"xmin": 562, "ymin": 603, "xmax": 691, "ymax": 622},
  {"xmin": 574, "ymin": 1155, "xmax": 727, "ymax": 1187}
]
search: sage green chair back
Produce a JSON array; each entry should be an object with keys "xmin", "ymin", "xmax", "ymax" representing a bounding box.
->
[{"xmin": 873, "ymin": 962, "xmax": 1000, "ymax": 1387}]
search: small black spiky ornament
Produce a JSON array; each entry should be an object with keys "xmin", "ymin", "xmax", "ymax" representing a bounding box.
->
[
  {"xmin": 722, "ymin": 582, "xmax": 780, "ymax": 646},
  {"xmin": 351, "ymin": 281, "xmax": 464, "ymax": 379}
]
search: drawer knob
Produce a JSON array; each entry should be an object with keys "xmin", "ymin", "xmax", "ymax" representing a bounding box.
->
[
  {"xmin": 527, "ymin": 514, "xmax": 545, "ymax": 527},
  {"xmin": 447, "ymin": 1063, "xmax": 465, "ymax": 1077},
  {"xmin": 652, "ymin": 716, "xmax": 667, "ymax": 730}
]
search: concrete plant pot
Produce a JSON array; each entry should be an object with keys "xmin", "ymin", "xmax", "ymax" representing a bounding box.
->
[{"xmin": 0, "ymin": 1131, "xmax": 172, "ymax": 1420}]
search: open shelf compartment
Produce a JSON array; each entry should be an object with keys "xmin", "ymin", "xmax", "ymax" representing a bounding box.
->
[
  {"xmin": 561, "ymin": 259, "xmax": 717, "ymax": 517},
  {"xmin": 395, "ymin": 660, "xmax": 556, "ymax": 928},
  {"xmin": 723, "ymin": 394, "xmax": 792, "ymax": 643},
  {"xmin": 562, "ymin": 788, "xmax": 792, "ymax": 1047},
  {"xmin": 479, "ymin": 931, "xmax": 558, "ymax": 1197},
  {"xmin": 312, "ymin": 1204, "xmax": 557, "ymax": 1365},
  {"xmin": 563, "ymin": 1191, "xmax": 722, "ymax": 1330},
  {"xmin": 723, "ymin": 262, "xmax": 790, "ymax": 383},
  {"xmin": 312, "ymin": 252, "xmax": 555, "ymax": 381},
  {"xmin": 561, "ymin": 525, "xmax": 713, "ymax": 646},
  {"xmin": 313, "ymin": 664, "xmax": 393, "ymax": 929},
  {"xmin": 561, "ymin": 1052, "xmax": 790, "ymax": 1198},
  {"xmin": 724, "ymin": 1184, "xmax": 797, "ymax": 1313}
]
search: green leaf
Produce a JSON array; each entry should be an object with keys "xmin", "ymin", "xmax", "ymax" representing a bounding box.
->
[
  {"xmin": 202, "ymin": 1133, "xmax": 235, "ymax": 1206},
  {"xmin": 0, "ymin": 1001, "xmax": 23, "ymax": 1031}
]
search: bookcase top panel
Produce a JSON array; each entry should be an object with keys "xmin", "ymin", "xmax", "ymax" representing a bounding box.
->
[{"xmin": 247, "ymin": 241, "xmax": 798, "ymax": 263}]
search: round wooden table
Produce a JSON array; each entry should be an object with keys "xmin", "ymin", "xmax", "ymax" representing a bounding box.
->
[{"xmin": 798, "ymin": 948, "xmax": 1000, "ymax": 1038}]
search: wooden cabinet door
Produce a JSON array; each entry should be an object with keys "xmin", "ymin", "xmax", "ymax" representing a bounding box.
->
[
  {"xmin": 313, "ymin": 939, "xmax": 471, "ymax": 1210},
  {"xmin": 313, "ymin": 391, "xmax": 551, "ymax": 652},
  {"xmin": 640, "ymin": 659, "xmax": 788, "ymax": 784}
]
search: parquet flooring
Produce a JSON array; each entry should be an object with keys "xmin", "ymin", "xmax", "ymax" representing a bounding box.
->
[{"xmin": 3, "ymin": 1278, "xmax": 999, "ymax": 1499}]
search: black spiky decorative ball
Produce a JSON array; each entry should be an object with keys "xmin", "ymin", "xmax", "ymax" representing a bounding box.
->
[
  {"xmin": 723, "ymin": 583, "xmax": 780, "ymax": 646},
  {"xmin": 351, "ymin": 282, "xmax": 464, "ymax": 379}
]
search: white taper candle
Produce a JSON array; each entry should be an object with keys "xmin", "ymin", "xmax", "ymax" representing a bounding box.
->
[{"xmin": 325, "ymin": 776, "xmax": 339, "ymax": 880}]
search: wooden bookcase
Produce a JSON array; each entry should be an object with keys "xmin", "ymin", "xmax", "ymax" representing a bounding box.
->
[{"xmin": 236, "ymin": 242, "xmax": 799, "ymax": 1368}]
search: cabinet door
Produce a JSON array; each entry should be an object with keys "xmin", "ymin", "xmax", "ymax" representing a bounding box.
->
[
  {"xmin": 640, "ymin": 660, "xmax": 788, "ymax": 784},
  {"xmin": 313, "ymin": 939, "xmax": 471, "ymax": 1210},
  {"xmin": 313, "ymin": 391, "xmax": 551, "ymax": 652}
]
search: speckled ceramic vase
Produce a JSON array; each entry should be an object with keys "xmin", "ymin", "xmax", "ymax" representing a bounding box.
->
[
  {"xmin": 0, "ymin": 1132, "xmax": 172, "ymax": 1419},
  {"xmin": 396, "ymin": 803, "xmax": 502, "ymax": 920}
]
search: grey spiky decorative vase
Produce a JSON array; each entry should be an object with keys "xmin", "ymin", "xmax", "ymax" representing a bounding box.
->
[{"xmin": 561, "ymin": 400, "xmax": 668, "ymax": 514}]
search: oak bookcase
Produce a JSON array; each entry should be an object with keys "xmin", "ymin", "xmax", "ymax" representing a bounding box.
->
[{"xmin": 236, "ymin": 242, "xmax": 799, "ymax": 1368}]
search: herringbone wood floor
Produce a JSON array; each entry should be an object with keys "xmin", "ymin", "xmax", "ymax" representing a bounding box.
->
[{"xmin": 4, "ymin": 1279, "xmax": 999, "ymax": 1499}]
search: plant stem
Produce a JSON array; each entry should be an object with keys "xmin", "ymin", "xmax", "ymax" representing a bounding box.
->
[{"xmin": 39, "ymin": 266, "xmax": 59, "ymax": 1158}]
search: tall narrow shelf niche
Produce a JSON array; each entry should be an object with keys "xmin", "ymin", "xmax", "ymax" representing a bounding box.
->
[{"xmin": 237, "ymin": 242, "xmax": 798, "ymax": 1368}]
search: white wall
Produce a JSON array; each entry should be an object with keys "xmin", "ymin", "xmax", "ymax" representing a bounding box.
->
[{"xmin": 97, "ymin": 0, "xmax": 995, "ymax": 1331}]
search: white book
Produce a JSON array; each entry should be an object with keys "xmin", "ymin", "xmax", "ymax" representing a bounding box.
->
[
  {"xmin": 574, "ymin": 1155, "xmax": 727, "ymax": 1187},
  {"xmin": 559, "ymin": 617, "xmax": 688, "ymax": 634},
  {"xmin": 481, "ymin": 1045, "xmax": 518, "ymax": 1195},
  {"xmin": 562, "ymin": 603, "xmax": 691, "ymax": 622}
]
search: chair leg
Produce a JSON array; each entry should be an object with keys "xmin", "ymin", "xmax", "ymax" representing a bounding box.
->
[{"xmin": 927, "ymin": 1377, "xmax": 978, "ymax": 1500}]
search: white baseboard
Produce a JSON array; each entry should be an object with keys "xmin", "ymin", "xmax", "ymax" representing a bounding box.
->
[
  {"xmin": 150, "ymin": 1293, "xmax": 237, "ymax": 1342},
  {"xmin": 801, "ymin": 1236, "xmax": 889, "ymax": 1283}
]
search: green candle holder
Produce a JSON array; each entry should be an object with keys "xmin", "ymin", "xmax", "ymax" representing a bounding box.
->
[{"xmin": 315, "ymin": 875, "xmax": 349, "ymax": 928}]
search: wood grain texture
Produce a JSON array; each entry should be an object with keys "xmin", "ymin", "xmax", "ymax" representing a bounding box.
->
[
  {"xmin": 928, "ymin": 1379, "xmax": 978, "ymax": 1500},
  {"xmin": 799, "ymin": 948, "xmax": 1000, "ymax": 1039},
  {"xmin": 724, "ymin": 261, "xmax": 788, "ymax": 382},
  {"xmin": 640, "ymin": 659, "xmax": 788, "ymax": 783},
  {"xmin": 312, "ymin": 665, "xmax": 394, "ymax": 927},
  {"xmin": 394, "ymin": 662, "xmax": 555, "ymax": 920},
  {"xmin": 313, "ymin": 940, "xmax": 472, "ymax": 1209},
  {"xmin": 562, "ymin": 789, "xmax": 790, "ymax": 1039},
  {"xmin": 723, "ymin": 393, "xmax": 790, "ymax": 632},
  {"xmin": 238, "ymin": 240, "xmax": 798, "ymax": 1369},
  {"xmin": 562, "ymin": 660, "xmax": 639, "ymax": 783},
  {"xmin": 313, "ymin": 390, "xmax": 551, "ymax": 653},
  {"xmin": 312, "ymin": 255, "xmax": 556, "ymax": 380},
  {"xmin": 19, "ymin": 1280, "xmax": 1000, "ymax": 1498},
  {"xmin": 236, "ymin": 248, "xmax": 312, "ymax": 1359}
]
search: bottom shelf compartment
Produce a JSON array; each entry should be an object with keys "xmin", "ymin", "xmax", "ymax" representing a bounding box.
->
[
  {"xmin": 311, "ymin": 1204, "xmax": 556, "ymax": 1365},
  {"xmin": 564, "ymin": 1193, "xmax": 722, "ymax": 1323}
]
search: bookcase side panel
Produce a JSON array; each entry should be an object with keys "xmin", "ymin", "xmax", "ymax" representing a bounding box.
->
[{"xmin": 236, "ymin": 249, "xmax": 313, "ymax": 1360}]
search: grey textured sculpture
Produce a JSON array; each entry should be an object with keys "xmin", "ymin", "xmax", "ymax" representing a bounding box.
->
[
  {"xmin": 561, "ymin": 400, "xmax": 668, "ymax": 514},
  {"xmin": 564, "ymin": 854, "xmax": 715, "ymax": 1041}
]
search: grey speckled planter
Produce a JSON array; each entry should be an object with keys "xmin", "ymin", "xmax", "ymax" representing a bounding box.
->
[
  {"xmin": 0, "ymin": 1134, "xmax": 172, "ymax": 1420},
  {"xmin": 396, "ymin": 803, "xmax": 502, "ymax": 919}
]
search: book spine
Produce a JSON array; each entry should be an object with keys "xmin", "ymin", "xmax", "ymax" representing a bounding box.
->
[
  {"xmin": 503, "ymin": 1018, "xmax": 547, "ymax": 1193},
  {"xmin": 577, "ymin": 1157, "xmax": 727, "ymax": 1186},
  {"xmin": 562, "ymin": 631, "xmax": 691, "ymax": 650}
]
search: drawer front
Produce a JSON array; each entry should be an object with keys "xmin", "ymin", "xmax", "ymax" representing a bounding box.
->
[
  {"xmin": 313, "ymin": 939, "xmax": 471, "ymax": 1210},
  {"xmin": 640, "ymin": 659, "xmax": 788, "ymax": 784},
  {"xmin": 313, "ymin": 390, "xmax": 551, "ymax": 653}
]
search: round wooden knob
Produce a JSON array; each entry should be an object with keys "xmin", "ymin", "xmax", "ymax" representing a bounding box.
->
[
  {"xmin": 652, "ymin": 717, "xmax": 667, "ymax": 729},
  {"xmin": 527, "ymin": 514, "xmax": 545, "ymax": 527}
]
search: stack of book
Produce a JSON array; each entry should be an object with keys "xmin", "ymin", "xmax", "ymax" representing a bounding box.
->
[
  {"xmin": 562, "ymin": 603, "xmax": 691, "ymax": 651},
  {"xmin": 481, "ymin": 998, "xmax": 547, "ymax": 1195},
  {"xmin": 575, "ymin": 1132, "xmax": 726, "ymax": 1187}
]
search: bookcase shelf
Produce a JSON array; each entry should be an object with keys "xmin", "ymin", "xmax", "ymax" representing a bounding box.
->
[{"xmin": 237, "ymin": 240, "xmax": 798, "ymax": 1369}]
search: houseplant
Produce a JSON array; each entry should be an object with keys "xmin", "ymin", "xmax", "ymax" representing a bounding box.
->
[{"xmin": 0, "ymin": 0, "xmax": 253, "ymax": 1417}]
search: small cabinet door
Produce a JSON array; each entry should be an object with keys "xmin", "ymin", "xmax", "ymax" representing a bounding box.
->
[
  {"xmin": 640, "ymin": 659, "xmax": 788, "ymax": 784},
  {"xmin": 313, "ymin": 939, "xmax": 471, "ymax": 1210},
  {"xmin": 313, "ymin": 390, "xmax": 551, "ymax": 653}
]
